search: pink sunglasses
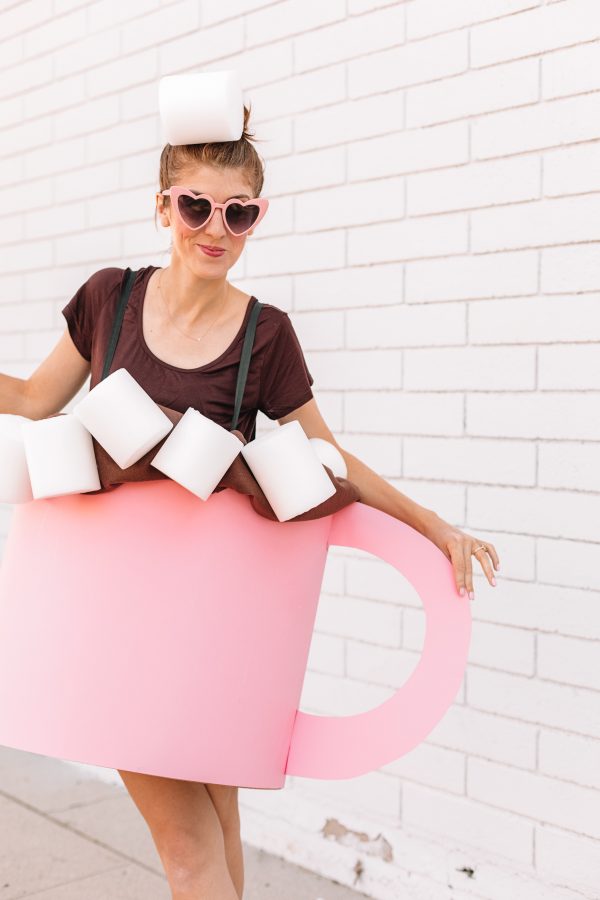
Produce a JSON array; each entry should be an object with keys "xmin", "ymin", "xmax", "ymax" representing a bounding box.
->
[{"xmin": 159, "ymin": 186, "xmax": 269, "ymax": 236}]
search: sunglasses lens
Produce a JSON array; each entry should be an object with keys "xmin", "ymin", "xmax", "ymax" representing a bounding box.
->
[
  {"xmin": 226, "ymin": 202, "xmax": 260, "ymax": 235},
  {"xmin": 178, "ymin": 194, "xmax": 211, "ymax": 229}
]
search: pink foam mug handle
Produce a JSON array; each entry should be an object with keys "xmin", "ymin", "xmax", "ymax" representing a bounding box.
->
[{"xmin": 284, "ymin": 501, "xmax": 472, "ymax": 780}]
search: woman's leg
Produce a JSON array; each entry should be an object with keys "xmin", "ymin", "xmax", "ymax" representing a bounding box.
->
[
  {"xmin": 117, "ymin": 769, "xmax": 242, "ymax": 899},
  {"xmin": 205, "ymin": 783, "xmax": 244, "ymax": 898}
]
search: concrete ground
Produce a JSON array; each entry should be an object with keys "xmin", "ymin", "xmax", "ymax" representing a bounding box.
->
[{"xmin": 0, "ymin": 745, "xmax": 367, "ymax": 899}]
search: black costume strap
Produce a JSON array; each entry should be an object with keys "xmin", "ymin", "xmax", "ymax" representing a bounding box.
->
[
  {"xmin": 102, "ymin": 268, "xmax": 262, "ymax": 441},
  {"xmin": 101, "ymin": 266, "xmax": 137, "ymax": 382},
  {"xmin": 230, "ymin": 298, "xmax": 262, "ymax": 438}
]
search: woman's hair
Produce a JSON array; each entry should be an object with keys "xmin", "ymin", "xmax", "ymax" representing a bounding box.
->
[{"xmin": 154, "ymin": 102, "xmax": 265, "ymax": 236}]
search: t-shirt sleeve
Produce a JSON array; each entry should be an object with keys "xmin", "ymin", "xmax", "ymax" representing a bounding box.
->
[
  {"xmin": 61, "ymin": 267, "xmax": 120, "ymax": 362},
  {"xmin": 258, "ymin": 312, "xmax": 314, "ymax": 419}
]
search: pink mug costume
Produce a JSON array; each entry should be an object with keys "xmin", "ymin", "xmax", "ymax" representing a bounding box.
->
[{"xmin": 0, "ymin": 268, "xmax": 472, "ymax": 788}]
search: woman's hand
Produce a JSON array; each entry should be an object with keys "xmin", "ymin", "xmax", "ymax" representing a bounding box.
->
[{"xmin": 422, "ymin": 514, "xmax": 500, "ymax": 601}]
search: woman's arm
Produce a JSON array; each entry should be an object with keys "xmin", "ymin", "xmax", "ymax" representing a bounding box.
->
[{"xmin": 278, "ymin": 398, "xmax": 500, "ymax": 601}]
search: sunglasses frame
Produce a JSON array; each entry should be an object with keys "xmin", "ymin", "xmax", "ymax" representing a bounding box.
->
[{"xmin": 159, "ymin": 186, "xmax": 269, "ymax": 236}]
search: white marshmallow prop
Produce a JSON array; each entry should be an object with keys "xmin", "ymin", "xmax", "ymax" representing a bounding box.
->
[
  {"xmin": 22, "ymin": 414, "xmax": 101, "ymax": 499},
  {"xmin": 159, "ymin": 70, "xmax": 244, "ymax": 146},
  {"xmin": 73, "ymin": 368, "xmax": 173, "ymax": 469},
  {"xmin": 240, "ymin": 420, "xmax": 336, "ymax": 522},
  {"xmin": 151, "ymin": 407, "xmax": 244, "ymax": 500},
  {"xmin": 308, "ymin": 437, "xmax": 348, "ymax": 480},
  {"xmin": 0, "ymin": 414, "xmax": 34, "ymax": 503}
]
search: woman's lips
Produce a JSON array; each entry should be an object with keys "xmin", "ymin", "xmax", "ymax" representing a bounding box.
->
[{"xmin": 197, "ymin": 244, "xmax": 225, "ymax": 257}]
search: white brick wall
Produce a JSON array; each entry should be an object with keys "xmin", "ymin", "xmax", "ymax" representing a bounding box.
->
[{"xmin": 1, "ymin": 1, "xmax": 598, "ymax": 898}]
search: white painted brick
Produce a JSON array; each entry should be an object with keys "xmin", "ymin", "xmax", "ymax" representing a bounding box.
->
[
  {"xmin": 542, "ymin": 40, "xmax": 600, "ymax": 99},
  {"xmin": 120, "ymin": 0, "xmax": 199, "ymax": 54},
  {"xmin": 298, "ymin": 668, "xmax": 398, "ymax": 717},
  {"xmin": 0, "ymin": 32, "xmax": 24, "ymax": 70},
  {"xmin": 295, "ymin": 89, "xmax": 403, "ymax": 153},
  {"xmin": 348, "ymin": 212, "xmax": 469, "ymax": 266},
  {"xmin": 476, "ymin": 579, "xmax": 600, "ymax": 642},
  {"xmin": 406, "ymin": 0, "xmax": 540, "ymax": 40},
  {"xmin": 54, "ymin": 21, "xmax": 120, "ymax": 78},
  {"xmin": 538, "ymin": 633, "xmax": 600, "ymax": 691},
  {"xmin": 539, "ymin": 343, "xmax": 600, "ymax": 389},
  {"xmin": 24, "ymin": 200, "xmax": 85, "ymax": 240},
  {"xmin": 345, "ymin": 390, "xmax": 464, "ymax": 435},
  {"xmin": 472, "ymin": 194, "xmax": 600, "ymax": 253},
  {"xmin": 266, "ymin": 146, "xmax": 345, "ymax": 196},
  {"xmin": 25, "ymin": 137, "xmax": 86, "ymax": 181},
  {"xmin": 253, "ymin": 66, "xmax": 347, "ymax": 124},
  {"xmin": 1, "ymin": 107, "xmax": 53, "ymax": 157},
  {"xmin": 467, "ymin": 667, "xmax": 600, "ymax": 739},
  {"xmin": 315, "ymin": 594, "xmax": 402, "ymax": 648},
  {"xmin": 542, "ymin": 243, "xmax": 600, "ymax": 293},
  {"xmin": 0, "ymin": 0, "xmax": 52, "ymax": 38},
  {"xmin": 409, "ymin": 155, "xmax": 540, "ymax": 216},
  {"xmin": 298, "ymin": 176, "xmax": 404, "ymax": 233},
  {"xmin": 381, "ymin": 740, "xmax": 466, "ymax": 795},
  {"xmin": 347, "ymin": 301, "xmax": 465, "ymax": 348},
  {"xmin": 349, "ymin": 28, "xmax": 467, "ymax": 98},
  {"xmin": 405, "ymin": 250, "xmax": 538, "ymax": 302},
  {"xmin": 403, "ymin": 781, "xmax": 534, "ymax": 863},
  {"xmin": 469, "ymin": 295, "xmax": 600, "ymax": 345},
  {"xmin": 309, "ymin": 348, "xmax": 402, "ymax": 391},
  {"xmin": 0, "ymin": 302, "xmax": 53, "ymax": 332},
  {"xmin": 468, "ymin": 757, "xmax": 600, "ymax": 841},
  {"xmin": 23, "ymin": 8, "xmax": 86, "ymax": 58},
  {"xmin": 404, "ymin": 346, "xmax": 535, "ymax": 391},
  {"xmin": 536, "ymin": 824, "xmax": 600, "ymax": 896},
  {"xmin": 349, "ymin": 120, "xmax": 469, "ymax": 181},
  {"xmin": 200, "ymin": 0, "xmax": 267, "ymax": 26},
  {"xmin": 341, "ymin": 433, "xmax": 402, "ymax": 477},
  {"xmin": 247, "ymin": 231, "xmax": 345, "ymax": 278},
  {"xmin": 469, "ymin": 484, "xmax": 599, "ymax": 543},
  {"xmin": 306, "ymin": 632, "xmax": 344, "ymax": 676},
  {"xmin": 158, "ymin": 16, "xmax": 244, "ymax": 73},
  {"xmin": 246, "ymin": 0, "xmax": 345, "ymax": 47},
  {"xmin": 54, "ymin": 226, "xmax": 121, "ymax": 267},
  {"xmin": 426, "ymin": 703, "xmax": 537, "ymax": 769},
  {"xmin": 288, "ymin": 308, "xmax": 344, "ymax": 351},
  {"xmin": 467, "ymin": 392, "xmax": 600, "ymax": 441},
  {"xmin": 296, "ymin": 4, "xmax": 405, "ymax": 74},
  {"xmin": 539, "ymin": 729, "xmax": 600, "ymax": 791},
  {"xmin": 404, "ymin": 436, "xmax": 536, "ymax": 486},
  {"xmin": 0, "ymin": 93, "xmax": 23, "ymax": 130},
  {"xmin": 471, "ymin": 0, "xmax": 600, "ymax": 68},
  {"xmin": 539, "ymin": 442, "xmax": 600, "ymax": 493},
  {"xmin": 406, "ymin": 605, "xmax": 535, "ymax": 674},
  {"xmin": 406, "ymin": 59, "xmax": 538, "ymax": 128},
  {"xmin": 86, "ymin": 116, "xmax": 156, "ymax": 165},
  {"xmin": 472, "ymin": 92, "xmax": 600, "ymax": 159},
  {"xmin": 544, "ymin": 142, "xmax": 600, "ymax": 196},
  {"xmin": 346, "ymin": 554, "xmax": 421, "ymax": 607},
  {"xmin": 52, "ymin": 94, "xmax": 119, "ymax": 143},
  {"xmin": 538, "ymin": 537, "xmax": 600, "ymax": 591},
  {"xmin": 54, "ymin": 160, "xmax": 118, "ymax": 203},
  {"xmin": 87, "ymin": 0, "xmax": 160, "ymax": 32},
  {"xmin": 86, "ymin": 48, "xmax": 157, "ymax": 99},
  {"xmin": 346, "ymin": 639, "xmax": 423, "ymax": 689}
]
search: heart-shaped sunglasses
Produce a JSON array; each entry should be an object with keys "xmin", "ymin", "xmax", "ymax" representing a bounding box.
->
[{"xmin": 159, "ymin": 186, "xmax": 269, "ymax": 236}]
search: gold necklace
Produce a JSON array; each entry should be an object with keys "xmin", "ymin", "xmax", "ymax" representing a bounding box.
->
[{"xmin": 157, "ymin": 269, "xmax": 229, "ymax": 343}]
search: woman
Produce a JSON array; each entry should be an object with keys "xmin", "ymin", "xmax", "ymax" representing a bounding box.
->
[{"xmin": 0, "ymin": 105, "xmax": 499, "ymax": 899}]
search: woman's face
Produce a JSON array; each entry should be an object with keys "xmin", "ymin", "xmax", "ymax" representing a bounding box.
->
[{"xmin": 156, "ymin": 164, "xmax": 256, "ymax": 279}]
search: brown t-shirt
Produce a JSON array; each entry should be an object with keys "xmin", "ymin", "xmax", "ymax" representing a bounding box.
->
[{"xmin": 61, "ymin": 266, "xmax": 314, "ymax": 442}]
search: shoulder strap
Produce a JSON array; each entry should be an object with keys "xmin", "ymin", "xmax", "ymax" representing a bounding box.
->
[
  {"xmin": 101, "ymin": 267, "xmax": 138, "ymax": 381},
  {"xmin": 230, "ymin": 299, "xmax": 263, "ymax": 439}
]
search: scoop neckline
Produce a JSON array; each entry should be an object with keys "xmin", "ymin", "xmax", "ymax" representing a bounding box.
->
[{"xmin": 136, "ymin": 266, "xmax": 258, "ymax": 374}]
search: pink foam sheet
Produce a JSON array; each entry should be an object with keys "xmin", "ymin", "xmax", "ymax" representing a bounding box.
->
[{"xmin": 0, "ymin": 480, "xmax": 471, "ymax": 788}]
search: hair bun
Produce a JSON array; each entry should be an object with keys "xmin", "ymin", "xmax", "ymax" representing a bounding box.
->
[{"xmin": 242, "ymin": 102, "xmax": 255, "ymax": 142}]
